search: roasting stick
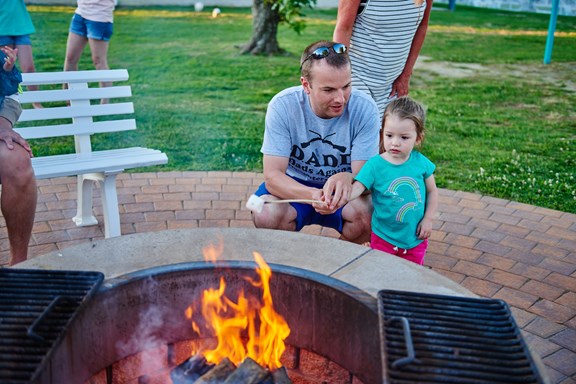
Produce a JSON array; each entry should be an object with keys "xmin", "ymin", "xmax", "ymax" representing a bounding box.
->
[{"xmin": 246, "ymin": 194, "xmax": 324, "ymax": 213}]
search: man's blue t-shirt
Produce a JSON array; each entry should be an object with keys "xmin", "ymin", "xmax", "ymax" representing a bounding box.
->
[{"xmin": 261, "ymin": 86, "xmax": 380, "ymax": 185}]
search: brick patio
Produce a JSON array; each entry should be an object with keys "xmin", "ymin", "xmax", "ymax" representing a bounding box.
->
[{"xmin": 1, "ymin": 171, "xmax": 575, "ymax": 383}]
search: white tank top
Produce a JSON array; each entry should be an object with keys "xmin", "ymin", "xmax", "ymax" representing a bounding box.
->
[{"xmin": 76, "ymin": 0, "xmax": 115, "ymax": 23}]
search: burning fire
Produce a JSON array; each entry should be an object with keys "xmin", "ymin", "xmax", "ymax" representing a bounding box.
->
[{"xmin": 184, "ymin": 245, "xmax": 290, "ymax": 370}]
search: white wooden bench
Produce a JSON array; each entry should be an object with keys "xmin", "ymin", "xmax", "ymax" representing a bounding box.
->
[{"xmin": 16, "ymin": 69, "xmax": 168, "ymax": 238}]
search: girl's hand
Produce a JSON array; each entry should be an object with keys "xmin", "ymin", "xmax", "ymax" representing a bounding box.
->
[
  {"xmin": 311, "ymin": 189, "xmax": 334, "ymax": 215},
  {"xmin": 417, "ymin": 217, "xmax": 433, "ymax": 239},
  {"xmin": 1, "ymin": 46, "xmax": 18, "ymax": 72}
]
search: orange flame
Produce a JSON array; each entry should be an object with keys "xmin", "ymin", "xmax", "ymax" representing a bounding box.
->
[{"xmin": 185, "ymin": 245, "xmax": 290, "ymax": 370}]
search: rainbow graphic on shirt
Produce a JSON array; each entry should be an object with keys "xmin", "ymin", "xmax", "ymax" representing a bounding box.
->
[
  {"xmin": 387, "ymin": 177, "xmax": 422, "ymax": 203},
  {"xmin": 396, "ymin": 201, "xmax": 418, "ymax": 222},
  {"xmin": 387, "ymin": 176, "xmax": 422, "ymax": 223}
]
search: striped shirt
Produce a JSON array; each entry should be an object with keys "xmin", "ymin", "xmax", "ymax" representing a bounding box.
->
[{"xmin": 349, "ymin": 0, "xmax": 426, "ymax": 118}]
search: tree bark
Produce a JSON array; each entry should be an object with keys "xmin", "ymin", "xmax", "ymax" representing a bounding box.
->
[{"xmin": 240, "ymin": 0, "xmax": 285, "ymax": 55}]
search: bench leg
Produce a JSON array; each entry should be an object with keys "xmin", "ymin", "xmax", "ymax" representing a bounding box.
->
[
  {"xmin": 72, "ymin": 174, "xmax": 99, "ymax": 228},
  {"xmin": 99, "ymin": 173, "xmax": 121, "ymax": 238},
  {"xmin": 72, "ymin": 172, "xmax": 122, "ymax": 238}
]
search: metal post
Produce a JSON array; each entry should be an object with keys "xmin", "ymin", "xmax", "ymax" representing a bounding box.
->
[
  {"xmin": 448, "ymin": 0, "xmax": 456, "ymax": 11},
  {"xmin": 544, "ymin": 0, "xmax": 560, "ymax": 64}
]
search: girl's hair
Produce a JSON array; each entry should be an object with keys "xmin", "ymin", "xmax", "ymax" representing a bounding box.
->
[{"xmin": 380, "ymin": 97, "xmax": 426, "ymax": 153}]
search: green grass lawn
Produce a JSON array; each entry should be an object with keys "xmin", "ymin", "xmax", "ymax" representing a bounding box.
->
[{"xmin": 24, "ymin": 5, "xmax": 576, "ymax": 213}]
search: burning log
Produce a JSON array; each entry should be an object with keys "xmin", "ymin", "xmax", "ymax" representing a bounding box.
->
[
  {"xmin": 170, "ymin": 354, "xmax": 214, "ymax": 383},
  {"xmin": 223, "ymin": 357, "xmax": 271, "ymax": 383},
  {"xmin": 271, "ymin": 366, "xmax": 292, "ymax": 384},
  {"xmin": 170, "ymin": 355, "xmax": 293, "ymax": 384},
  {"xmin": 194, "ymin": 357, "xmax": 236, "ymax": 383},
  {"xmin": 171, "ymin": 250, "xmax": 294, "ymax": 383}
]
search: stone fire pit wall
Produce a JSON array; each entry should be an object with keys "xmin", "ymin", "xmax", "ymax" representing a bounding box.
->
[{"xmin": 40, "ymin": 262, "xmax": 381, "ymax": 384}]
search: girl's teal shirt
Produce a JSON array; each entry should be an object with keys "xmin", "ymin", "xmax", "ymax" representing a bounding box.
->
[{"xmin": 0, "ymin": 0, "xmax": 36, "ymax": 36}]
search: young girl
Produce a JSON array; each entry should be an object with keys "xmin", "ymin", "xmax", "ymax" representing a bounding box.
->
[{"xmin": 349, "ymin": 97, "xmax": 438, "ymax": 265}]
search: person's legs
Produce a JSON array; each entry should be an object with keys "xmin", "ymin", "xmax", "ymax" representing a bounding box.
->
[
  {"xmin": 87, "ymin": 38, "xmax": 111, "ymax": 102},
  {"xmin": 88, "ymin": 38, "xmax": 110, "ymax": 71},
  {"xmin": 63, "ymin": 32, "xmax": 88, "ymax": 72},
  {"xmin": 251, "ymin": 183, "xmax": 299, "ymax": 231},
  {"xmin": 85, "ymin": 17, "xmax": 113, "ymax": 103},
  {"xmin": 14, "ymin": 43, "xmax": 43, "ymax": 109},
  {"xmin": 340, "ymin": 193, "xmax": 372, "ymax": 244},
  {"xmin": 0, "ymin": 117, "xmax": 37, "ymax": 266},
  {"xmin": 252, "ymin": 196, "xmax": 299, "ymax": 231}
]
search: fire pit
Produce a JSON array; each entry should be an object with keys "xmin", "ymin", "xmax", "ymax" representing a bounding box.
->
[
  {"xmin": 41, "ymin": 261, "xmax": 381, "ymax": 383},
  {"xmin": 13, "ymin": 228, "xmax": 546, "ymax": 383}
]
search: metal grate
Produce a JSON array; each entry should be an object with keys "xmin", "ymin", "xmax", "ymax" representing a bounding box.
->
[
  {"xmin": 378, "ymin": 290, "xmax": 546, "ymax": 384},
  {"xmin": 0, "ymin": 268, "xmax": 104, "ymax": 383}
]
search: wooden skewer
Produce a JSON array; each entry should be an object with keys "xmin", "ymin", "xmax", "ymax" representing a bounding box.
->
[
  {"xmin": 246, "ymin": 194, "xmax": 324, "ymax": 213},
  {"xmin": 265, "ymin": 199, "xmax": 323, "ymax": 204}
]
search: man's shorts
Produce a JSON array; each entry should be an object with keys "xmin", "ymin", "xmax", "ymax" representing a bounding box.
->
[
  {"xmin": 0, "ymin": 98, "xmax": 22, "ymax": 127},
  {"xmin": 70, "ymin": 13, "xmax": 113, "ymax": 41},
  {"xmin": 254, "ymin": 177, "xmax": 344, "ymax": 233},
  {"xmin": 0, "ymin": 35, "xmax": 32, "ymax": 46}
]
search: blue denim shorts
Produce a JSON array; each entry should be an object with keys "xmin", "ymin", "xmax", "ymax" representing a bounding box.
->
[
  {"xmin": 0, "ymin": 35, "xmax": 32, "ymax": 46},
  {"xmin": 254, "ymin": 177, "xmax": 344, "ymax": 232},
  {"xmin": 70, "ymin": 13, "xmax": 113, "ymax": 41}
]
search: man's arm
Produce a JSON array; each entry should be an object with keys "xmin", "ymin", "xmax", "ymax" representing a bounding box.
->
[{"xmin": 263, "ymin": 155, "xmax": 323, "ymax": 202}]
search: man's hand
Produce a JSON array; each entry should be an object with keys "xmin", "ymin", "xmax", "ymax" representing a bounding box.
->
[
  {"xmin": 0, "ymin": 124, "xmax": 33, "ymax": 157},
  {"xmin": 1, "ymin": 46, "xmax": 18, "ymax": 72},
  {"xmin": 321, "ymin": 172, "xmax": 355, "ymax": 211}
]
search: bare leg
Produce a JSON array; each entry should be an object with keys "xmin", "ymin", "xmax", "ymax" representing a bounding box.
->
[
  {"xmin": 252, "ymin": 195, "xmax": 298, "ymax": 232},
  {"xmin": 63, "ymin": 32, "xmax": 88, "ymax": 72},
  {"xmin": 340, "ymin": 194, "xmax": 372, "ymax": 244},
  {"xmin": 88, "ymin": 38, "xmax": 111, "ymax": 103},
  {"xmin": 63, "ymin": 32, "xmax": 88, "ymax": 104},
  {"xmin": 0, "ymin": 122, "xmax": 37, "ymax": 266}
]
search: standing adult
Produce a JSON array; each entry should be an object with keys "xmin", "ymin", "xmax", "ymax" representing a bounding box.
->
[
  {"xmin": 333, "ymin": 0, "xmax": 433, "ymax": 119},
  {"xmin": 251, "ymin": 40, "xmax": 380, "ymax": 244},
  {"xmin": 0, "ymin": 0, "xmax": 43, "ymax": 109},
  {"xmin": 63, "ymin": 0, "xmax": 116, "ymax": 102},
  {"xmin": 0, "ymin": 46, "xmax": 38, "ymax": 266}
]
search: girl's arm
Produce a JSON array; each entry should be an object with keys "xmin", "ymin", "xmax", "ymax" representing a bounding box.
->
[
  {"xmin": 349, "ymin": 180, "xmax": 367, "ymax": 201},
  {"xmin": 1, "ymin": 47, "xmax": 22, "ymax": 96},
  {"xmin": 417, "ymin": 174, "xmax": 438, "ymax": 239}
]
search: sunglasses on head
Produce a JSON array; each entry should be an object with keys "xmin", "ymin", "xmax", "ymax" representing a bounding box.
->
[{"xmin": 300, "ymin": 43, "xmax": 348, "ymax": 70}]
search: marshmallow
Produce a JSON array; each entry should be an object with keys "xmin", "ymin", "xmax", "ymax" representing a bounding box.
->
[{"xmin": 246, "ymin": 194, "xmax": 265, "ymax": 213}]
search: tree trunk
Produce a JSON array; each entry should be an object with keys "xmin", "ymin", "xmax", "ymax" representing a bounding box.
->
[{"xmin": 240, "ymin": 0, "xmax": 285, "ymax": 55}]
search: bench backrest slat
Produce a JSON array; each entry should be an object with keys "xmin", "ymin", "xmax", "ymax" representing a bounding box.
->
[
  {"xmin": 19, "ymin": 86, "xmax": 132, "ymax": 104},
  {"xmin": 16, "ymin": 69, "xmax": 136, "ymax": 155},
  {"xmin": 14, "ymin": 119, "xmax": 137, "ymax": 140},
  {"xmin": 20, "ymin": 69, "xmax": 129, "ymax": 86},
  {"xmin": 18, "ymin": 102, "xmax": 135, "ymax": 123}
]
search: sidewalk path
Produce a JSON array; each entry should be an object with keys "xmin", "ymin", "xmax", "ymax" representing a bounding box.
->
[{"xmin": 1, "ymin": 171, "xmax": 575, "ymax": 383}]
